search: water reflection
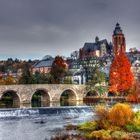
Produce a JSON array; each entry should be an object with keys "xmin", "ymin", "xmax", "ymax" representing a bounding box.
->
[
  {"xmin": 0, "ymin": 91, "xmax": 20, "ymax": 108},
  {"xmin": 60, "ymin": 100, "xmax": 76, "ymax": 106},
  {"xmin": 31, "ymin": 90, "xmax": 50, "ymax": 107},
  {"xmin": 60, "ymin": 89, "xmax": 77, "ymax": 106}
]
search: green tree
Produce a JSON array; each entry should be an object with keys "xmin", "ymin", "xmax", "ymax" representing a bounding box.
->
[
  {"xmin": 33, "ymin": 71, "xmax": 51, "ymax": 84},
  {"xmin": 18, "ymin": 63, "xmax": 35, "ymax": 84},
  {"xmin": 84, "ymin": 56, "xmax": 108, "ymax": 96},
  {"xmin": 88, "ymin": 70, "xmax": 107, "ymax": 96}
]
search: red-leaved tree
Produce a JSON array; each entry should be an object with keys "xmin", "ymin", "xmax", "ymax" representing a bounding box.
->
[
  {"xmin": 50, "ymin": 56, "xmax": 68, "ymax": 84},
  {"xmin": 127, "ymin": 80, "xmax": 140, "ymax": 102},
  {"xmin": 109, "ymin": 52, "xmax": 134, "ymax": 94}
]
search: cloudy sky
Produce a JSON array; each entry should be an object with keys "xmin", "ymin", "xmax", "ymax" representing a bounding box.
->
[{"xmin": 0, "ymin": 0, "xmax": 140, "ymax": 60}]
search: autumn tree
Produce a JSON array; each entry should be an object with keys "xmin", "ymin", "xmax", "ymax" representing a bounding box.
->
[
  {"xmin": 0, "ymin": 77, "xmax": 5, "ymax": 85},
  {"xmin": 127, "ymin": 80, "xmax": 140, "ymax": 102},
  {"xmin": 109, "ymin": 52, "xmax": 134, "ymax": 94},
  {"xmin": 0, "ymin": 75, "xmax": 17, "ymax": 85},
  {"xmin": 50, "ymin": 56, "xmax": 68, "ymax": 84},
  {"xmin": 4, "ymin": 75, "xmax": 17, "ymax": 85}
]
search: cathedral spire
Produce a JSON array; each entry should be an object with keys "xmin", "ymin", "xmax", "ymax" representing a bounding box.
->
[
  {"xmin": 113, "ymin": 23, "xmax": 126, "ymax": 55},
  {"xmin": 113, "ymin": 22, "xmax": 123, "ymax": 35}
]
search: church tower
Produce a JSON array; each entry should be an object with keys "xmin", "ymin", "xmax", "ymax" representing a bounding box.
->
[{"xmin": 113, "ymin": 23, "xmax": 126, "ymax": 55}]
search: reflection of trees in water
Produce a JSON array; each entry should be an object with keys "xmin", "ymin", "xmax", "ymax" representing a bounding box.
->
[
  {"xmin": 60, "ymin": 90, "xmax": 76, "ymax": 106},
  {"xmin": 0, "ymin": 92, "xmax": 20, "ymax": 108},
  {"xmin": 32, "ymin": 92, "xmax": 42, "ymax": 107},
  {"xmin": 86, "ymin": 91, "xmax": 98, "ymax": 97},
  {"xmin": 31, "ymin": 90, "xmax": 50, "ymax": 107}
]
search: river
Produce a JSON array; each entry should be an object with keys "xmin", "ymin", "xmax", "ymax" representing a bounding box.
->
[
  {"xmin": 0, "ymin": 106, "xmax": 94, "ymax": 140},
  {"xmin": 0, "ymin": 99, "xmax": 140, "ymax": 140}
]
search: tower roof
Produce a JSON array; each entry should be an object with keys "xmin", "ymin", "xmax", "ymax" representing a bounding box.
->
[{"xmin": 113, "ymin": 23, "xmax": 123, "ymax": 35}]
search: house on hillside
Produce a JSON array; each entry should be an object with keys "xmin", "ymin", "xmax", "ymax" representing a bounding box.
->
[{"xmin": 32, "ymin": 55, "xmax": 54, "ymax": 74}]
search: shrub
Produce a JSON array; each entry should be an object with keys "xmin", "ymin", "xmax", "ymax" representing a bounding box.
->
[
  {"xmin": 133, "ymin": 112, "xmax": 140, "ymax": 126},
  {"xmin": 86, "ymin": 129, "xmax": 111, "ymax": 139},
  {"xmin": 111, "ymin": 131, "xmax": 135, "ymax": 140},
  {"xmin": 108, "ymin": 103, "xmax": 134, "ymax": 127},
  {"xmin": 127, "ymin": 112, "xmax": 140, "ymax": 132},
  {"xmin": 95, "ymin": 105, "xmax": 111, "ymax": 129},
  {"xmin": 50, "ymin": 134, "xmax": 86, "ymax": 140},
  {"xmin": 95, "ymin": 105, "xmax": 109, "ymax": 120},
  {"xmin": 78, "ymin": 121, "xmax": 97, "ymax": 131}
]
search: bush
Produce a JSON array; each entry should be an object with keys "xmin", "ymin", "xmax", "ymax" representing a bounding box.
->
[
  {"xmin": 111, "ymin": 131, "xmax": 135, "ymax": 140},
  {"xmin": 133, "ymin": 112, "xmax": 140, "ymax": 126},
  {"xmin": 127, "ymin": 112, "xmax": 140, "ymax": 132},
  {"xmin": 108, "ymin": 103, "xmax": 134, "ymax": 127},
  {"xmin": 50, "ymin": 134, "xmax": 86, "ymax": 140},
  {"xmin": 78, "ymin": 121, "xmax": 97, "ymax": 131},
  {"xmin": 86, "ymin": 129, "xmax": 111, "ymax": 139},
  {"xmin": 95, "ymin": 105, "xmax": 109, "ymax": 120},
  {"xmin": 95, "ymin": 105, "xmax": 111, "ymax": 129}
]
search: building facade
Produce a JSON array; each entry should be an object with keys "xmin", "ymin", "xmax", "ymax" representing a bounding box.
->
[
  {"xmin": 32, "ymin": 55, "xmax": 54, "ymax": 74},
  {"xmin": 79, "ymin": 36, "xmax": 112, "ymax": 59}
]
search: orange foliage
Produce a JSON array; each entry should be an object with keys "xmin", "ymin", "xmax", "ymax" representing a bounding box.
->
[
  {"xmin": 127, "ymin": 81, "xmax": 140, "ymax": 102},
  {"xmin": 52, "ymin": 56, "xmax": 68, "ymax": 69},
  {"xmin": 0, "ymin": 75, "xmax": 17, "ymax": 85},
  {"xmin": 108, "ymin": 103, "xmax": 134, "ymax": 127},
  {"xmin": 50, "ymin": 56, "xmax": 68, "ymax": 84},
  {"xmin": 109, "ymin": 52, "xmax": 134, "ymax": 94},
  {"xmin": 95, "ymin": 105, "xmax": 110, "ymax": 129}
]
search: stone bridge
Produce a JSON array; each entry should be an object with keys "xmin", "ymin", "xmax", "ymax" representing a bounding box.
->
[{"xmin": 0, "ymin": 84, "xmax": 89, "ymax": 107}]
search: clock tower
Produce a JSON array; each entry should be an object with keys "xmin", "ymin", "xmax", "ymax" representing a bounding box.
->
[{"xmin": 113, "ymin": 23, "xmax": 126, "ymax": 55}]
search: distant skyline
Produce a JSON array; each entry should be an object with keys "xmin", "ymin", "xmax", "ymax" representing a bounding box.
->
[{"xmin": 0, "ymin": 0, "xmax": 140, "ymax": 60}]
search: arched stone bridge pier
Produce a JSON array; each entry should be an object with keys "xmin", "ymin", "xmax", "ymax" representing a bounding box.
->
[{"xmin": 0, "ymin": 84, "xmax": 87, "ymax": 107}]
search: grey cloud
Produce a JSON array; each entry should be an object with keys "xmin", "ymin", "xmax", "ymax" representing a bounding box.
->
[{"xmin": 0, "ymin": 0, "xmax": 140, "ymax": 60}]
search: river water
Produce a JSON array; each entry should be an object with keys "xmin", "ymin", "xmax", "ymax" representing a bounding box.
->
[
  {"xmin": 0, "ymin": 100, "xmax": 140, "ymax": 140},
  {"xmin": 0, "ymin": 106, "xmax": 94, "ymax": 140}
]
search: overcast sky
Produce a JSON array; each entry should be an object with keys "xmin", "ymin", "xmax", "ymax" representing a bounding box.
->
[{"xmin": 0, "ymin": 0, "xmax": 140, "ymax": 60}]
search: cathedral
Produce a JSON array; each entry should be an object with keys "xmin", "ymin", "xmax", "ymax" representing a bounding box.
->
[
  {"xmin": 79, "ymin": 36, "xmax": 112, "ymax": 59},
  {"xmin": 79, "ymin": 23, "xmax": 127, "ymax": 59}
]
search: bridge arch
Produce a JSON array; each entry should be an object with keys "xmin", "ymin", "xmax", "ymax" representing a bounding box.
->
[
  {"xmin": 85, "ymin": 90, "xmax": 99, "ymax": 97},
  {"xmin": 59, "ymin": 88, "xmax": 77, "ymax": 106},
  {"xmin": 31, "ymin": 88, "xmax": 50, "ymax": 107},
  {"xmin": 0, "ymin": 90, "xmax": 20, "ymax": 108}
]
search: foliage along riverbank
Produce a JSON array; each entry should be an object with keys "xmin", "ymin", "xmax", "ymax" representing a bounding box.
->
[{"xmin": 51, "ymin": 103, "xmax": 140, "ymax": 140}]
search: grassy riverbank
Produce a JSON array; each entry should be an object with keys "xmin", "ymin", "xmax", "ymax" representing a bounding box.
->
[{"xmin": 51, "ymin": 103, "xmax": 140, "ymax": 140}]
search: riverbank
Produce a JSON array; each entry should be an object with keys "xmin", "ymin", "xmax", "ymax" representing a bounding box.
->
[{"xmin": 51, "ymin": 103, "xmax": 140, "ymax": 140}]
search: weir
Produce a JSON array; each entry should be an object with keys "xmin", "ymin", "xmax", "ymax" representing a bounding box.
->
[{"xmin": 0, "ymin": 106, "xmax": 93, "ymax": 118}]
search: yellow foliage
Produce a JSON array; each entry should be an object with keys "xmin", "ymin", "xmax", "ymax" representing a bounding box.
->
[
  {"xmin": 0, "ymin": 78, "xmax": 5, "ymax": 85},
  {"xmin": 109, "ymin": 103, "xmax": 134, "ymax": 127},
  {"xmin": 95, "ymin": 105, "xmax": 110, "ymax": 129},
  {"xmin": 78, "ymin": 121, "xmax": 97, "ymax": 131},
  {"xmin": 133, "ymin": 112, "xmax": 140, "ymax": 126},
  {"xmin": 87, "ymin": 129, "xmax": 111, "ymax": 139},
  {"xmin": 4, "ymin": 75, "xmax": 16, "ymax": 85},
  {"xmin": 95, "ymin": 105, "xmax": 109, "ymax": 120},
  {"xmin": 0, "ymin": 76, "xmax": 17, "ymax": 85}
]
